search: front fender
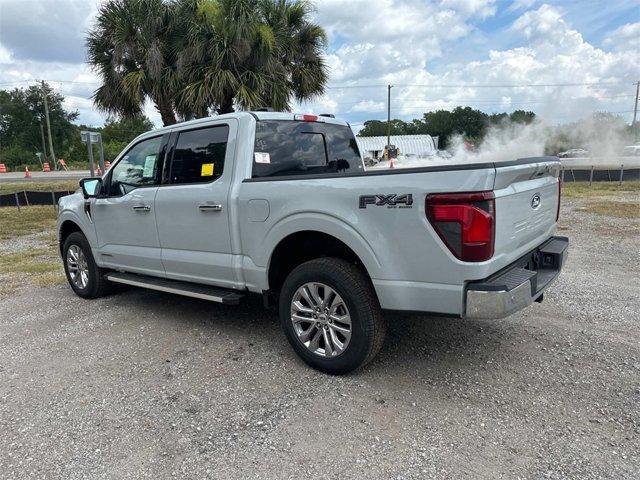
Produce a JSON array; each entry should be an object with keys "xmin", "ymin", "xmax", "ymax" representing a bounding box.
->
[{"xmin": 57, "ymin": 194, "xmax": 98, "ymax": 251}]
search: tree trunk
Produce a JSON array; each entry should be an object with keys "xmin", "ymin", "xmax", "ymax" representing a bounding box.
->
[
  {"xmin": 217, "ymin": 94, "xmax": 234, "ymax": 115},
  {"xmin": 155, "ymin": 99, "xmax": 177, "ymax": 126}
]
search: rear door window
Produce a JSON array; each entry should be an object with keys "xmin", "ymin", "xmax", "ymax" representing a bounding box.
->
[
  {"xmin": 169, "ymin": 125, "xmax": 229, "ymax": 184},
  {"xmin": 253, "ymin": 120, "xmax": 363, "ymax": 178}
]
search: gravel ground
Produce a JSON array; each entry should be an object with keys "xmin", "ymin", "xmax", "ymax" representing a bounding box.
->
[{"xmin": 0, "ymin": 197, "xmax": 638, "ymax": 479}]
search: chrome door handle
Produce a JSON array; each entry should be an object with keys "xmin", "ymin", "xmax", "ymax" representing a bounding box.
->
[
  {"xmin": 198, "ymin": 204, "xmax": 223, "ymax": 212},
  {"xmin": 132, "ymin": 205, "xmax": 151, "ymax": 212}
]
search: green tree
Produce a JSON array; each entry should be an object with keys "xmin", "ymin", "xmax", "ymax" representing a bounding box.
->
[
  {"xmin": 176, "ymin": 0, "xmax": 328, "ymax": 115},
  {"xmin": 509, "ymin": 110, "xmax": 536, "ymax": 124},
  {"xmin": 101, "ymin": 115, "xmax": 155, "ymax": 144},
  {"xmin": 0, "ymin": 83, "xmax": 78, "ymax": 168},
  {"xmin": 488, "ymin": 112, "xmax": 508, "ymax": 124},
  {"xmin": 357, "ymin": 119, "xmax": 410, "ymax": 137},
  {"xmin": 87, "ymin": 0, "xmax": 181, "ymax": 125},
  {"xmin": 421, "ymin": 110, "xmax": 454, "ymax": 147},
  {"xmin": 450, "ymin": 106, "xmax": 488, "ymax": 139},
  {"xmin": 87, "ymin": 0, "xmax": 329, "ymax": 125}
]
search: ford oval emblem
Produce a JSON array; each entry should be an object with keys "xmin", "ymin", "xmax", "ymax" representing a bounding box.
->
[{"xmin": 531, "ymin": 193, "xmax": 541, "ymax": 209}]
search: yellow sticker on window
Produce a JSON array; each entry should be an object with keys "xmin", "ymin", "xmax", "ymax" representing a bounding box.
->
[{"xmin": 201, "ymin": 163, "xmax": 214, "ymax": 176}]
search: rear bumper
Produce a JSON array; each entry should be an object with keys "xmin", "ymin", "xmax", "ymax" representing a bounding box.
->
[{"xmin": 465, "ymin": 236, "xmax": 568, "ymax": 319}]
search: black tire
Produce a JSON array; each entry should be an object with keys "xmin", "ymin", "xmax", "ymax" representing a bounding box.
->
[
  {"xmin": 62, "ymin": 231, "xmax": 113, "ymax": 299},
  {"xmin": 278, "ymin": 258, "xmax": 387, "ymax": 375}
]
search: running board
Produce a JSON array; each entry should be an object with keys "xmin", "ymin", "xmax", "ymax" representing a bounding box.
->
[{"xmin": 105, "ymin": 272, "xmax": 243, "ymax": 305}]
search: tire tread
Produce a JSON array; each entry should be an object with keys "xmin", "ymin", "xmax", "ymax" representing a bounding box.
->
[
  {"xmin": 279, "ymin": 257, "xmax": 387, "ymax": 373},
  {"xmin": 63, "ymin": 232, "xmax": 113, "ymax": 299}
]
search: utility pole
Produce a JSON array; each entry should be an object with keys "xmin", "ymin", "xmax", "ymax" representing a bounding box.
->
[
  {"xmin": 633, "ymin": 81, "xmax": 639, "ymax": 141},
  {"xmin": 387, "ymin": 84, "xmax": 393, "ymax": 148},
  {"xmin": 41, "ymin": 81, "xmax": 57, "ymax": 170},
  {"xmin": 39, "ymin": 122, "xmax": 48, "ymax": 163},
  {"xmin": 97, "ymin": 133, "xmax": 105, "ymax": 171}
]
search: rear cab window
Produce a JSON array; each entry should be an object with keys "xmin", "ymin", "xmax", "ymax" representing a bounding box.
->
[{"xmin": 252, "ymin": 120, "xmax": 364, "ymax": 178}]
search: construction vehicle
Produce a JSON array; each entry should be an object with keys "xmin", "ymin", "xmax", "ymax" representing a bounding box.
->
[{"xmin": 383, "ymin": 144, "xmax": 399, "ymax": 161}]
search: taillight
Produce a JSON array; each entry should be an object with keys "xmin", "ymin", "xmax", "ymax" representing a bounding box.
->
[
  {"xmin": 556, "ymin": 179, "xmax": 562, "ymax": 222},
  {"xmin": 425, "ymin": 191, "xmax": 495, "ymax": 262}
]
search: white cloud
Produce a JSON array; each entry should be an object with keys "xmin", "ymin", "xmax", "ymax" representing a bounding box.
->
[
  {"xmin": 440, "ymin": 0, "xmax": 497, "ymax": 19},
  {"xmin": 0, "ymin": 1, "xmax": 637, "ymax": 128},
  {"xmin": 603, "ymin": 22, "xmax": 640, "ymax": 52},
  {"xmin": 507, "ymin": 0, "xmax": 540, "ymax": 13},
  {"xmin": 0, "ymin": 0, "xmax": 98, "ymax": 63},
  {"xmin": 350, "ymin": 100, "xmax": 385, "ymax": 113},
  {"xmin": 303, "ymin": 3, "xmax": 638, "ymax": 125}
]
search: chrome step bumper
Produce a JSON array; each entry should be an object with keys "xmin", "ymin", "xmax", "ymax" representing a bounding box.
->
[{"xmin": 465, "ymin": 236, "xmax": 569, "ymax": 319}]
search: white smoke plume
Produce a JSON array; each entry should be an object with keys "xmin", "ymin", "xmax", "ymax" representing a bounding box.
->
[
  {"xmin": 447, "ymin": 121, "xmax": 547, "ymax": 164},
  {"xmin": 368, "ymin": 113, "xmax": 637, "ymax": 170}
]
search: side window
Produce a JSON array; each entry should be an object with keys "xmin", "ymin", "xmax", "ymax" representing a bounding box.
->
[
  {"xmin": 169, "ymin": 125, "xmax": 229, "ymax": 184},
  {"xmin": 252, "ymin": 120, "xmax": 363, "ymax": 178},
  {"xmin": 108, "ymin": 136, "xmax": 162, "ymax": 196}
]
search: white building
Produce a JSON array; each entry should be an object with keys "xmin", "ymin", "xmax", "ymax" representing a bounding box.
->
[{"xmin": 356, "ymin": 134, "xmax": 437, "ymax": 159}]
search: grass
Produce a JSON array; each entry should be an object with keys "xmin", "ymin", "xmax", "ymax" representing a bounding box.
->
[
  {"xmin": 562, "ymin": 181, "xmax": 640, "ymax": 199},
  {"xmin": 579, "ymin": 201, "xmax": 639, "ymax": 219},
  {"xmin": 0, "ymin": 246, "xmax": 65, "ymax": 296},
  {"xmin": 0, "ymin": 205, "xmax": 58, "ymax": 240},
  {"xmin": 0, "ymin": 248, "xmax": 59, "ymax": 274},
  {"xmin": 0, "ymin": 180, "xmax": 79, "ymax": 195}
]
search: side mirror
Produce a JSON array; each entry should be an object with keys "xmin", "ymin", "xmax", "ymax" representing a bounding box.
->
[{"xmin": 79, "ymin": 177, "xmax": 103, "ymax": 199}]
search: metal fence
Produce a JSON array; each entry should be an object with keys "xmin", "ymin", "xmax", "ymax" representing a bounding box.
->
[
  {"xmin": 0, "ymin": 166, "xmax": 637, "ymax": 210},
  {"xmin": 0, "ymin": 190, "xmax": 74, "ymax": 209},
  {"xmin": 560, "ymin": 166, "xmax": 639, "ymax": 184}
]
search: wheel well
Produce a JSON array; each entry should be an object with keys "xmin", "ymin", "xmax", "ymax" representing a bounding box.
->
[
  {"xmin": 268, "ymin": 231, "xmax": 369, "ymax": 293},
  {"xmin": 59, "ymin": 220, "xmax": 82, "ymax": 255}
]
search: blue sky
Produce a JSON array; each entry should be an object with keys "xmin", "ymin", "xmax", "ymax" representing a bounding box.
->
[{"xmin": 0, "ymin": 0, "xmax": 638, "ymax": 128}]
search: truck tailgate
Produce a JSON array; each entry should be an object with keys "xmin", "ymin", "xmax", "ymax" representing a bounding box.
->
[{"xmin": 492, "ymin": 157, "xmax": 561, "ymax": 267}]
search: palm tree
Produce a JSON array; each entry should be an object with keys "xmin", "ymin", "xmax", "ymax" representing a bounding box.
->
[
  {"xmin": 87, "ymin": 0, "xmax": 180, "ymax": 125},
  {"xmin": 177, "ymin": 0, "xmax": 328, "ymax": 114},
  {"xmin": 87, "ymin": 0, "xmax": 328, "ymax": 125}
]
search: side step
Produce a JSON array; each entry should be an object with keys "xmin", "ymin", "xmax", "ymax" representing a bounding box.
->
[{"xmin": 105, "ymin": 272, "xmax": 244, "ymax": 305}]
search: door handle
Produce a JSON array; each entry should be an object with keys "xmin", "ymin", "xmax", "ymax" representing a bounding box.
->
[
  {"xmin": 132, "ymin": 205, "xmax": 151, "ymax": 212},
  {"xmin": 198, "ymin": 204, "xmax": 223, "ymax": 212}
]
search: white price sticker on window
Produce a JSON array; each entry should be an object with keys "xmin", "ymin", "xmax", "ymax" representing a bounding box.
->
[
  {"xmin": 254, "ymin": 152, "xmax": 271, "ymax": 164},
  {"xmin": 142, "ymin": 155, "xmax": 156, "ymax": 177}
]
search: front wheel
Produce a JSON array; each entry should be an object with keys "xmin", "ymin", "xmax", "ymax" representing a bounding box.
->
[
  {"xmin": 279, "ymin": 258, "xmax": 387, "ymax": 375},
  {"xmin": 62, "ymin": 232, "xmax": 112, "ymax": 299}
]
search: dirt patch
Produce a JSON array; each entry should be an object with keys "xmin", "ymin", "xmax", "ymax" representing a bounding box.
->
[
  {"xmin": 576, "ymin": 200, "xmax": 639, "ymax": 218},
  {"xmin": 0, "ymin": 192, "xmax": 638, "ymax": 479}
]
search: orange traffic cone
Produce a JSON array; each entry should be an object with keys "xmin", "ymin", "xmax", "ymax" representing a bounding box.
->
[
  {"xmin": 0, "ymin": 163, "xmax": 6, "ymax": 173},
  {"xmin": 24, "ymin": 166, "xmax": 32, "ymax": 178},
  {"xmin": 43, "ymin": 162, "xmax": 50, "ymax": 172}
]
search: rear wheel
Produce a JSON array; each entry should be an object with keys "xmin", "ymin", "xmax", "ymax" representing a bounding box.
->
[
  {"xmin": 279, "ymin": 258, "xmax": 386, "ymax": 374},
  {"xmin": 62, "ymin": 232, "xmax": 112, "ymax": 299}
]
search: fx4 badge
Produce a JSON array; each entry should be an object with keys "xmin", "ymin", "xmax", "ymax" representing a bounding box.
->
[{"xmin": 359, "ymin": 194, "xmax": 414, "ymax": 209}]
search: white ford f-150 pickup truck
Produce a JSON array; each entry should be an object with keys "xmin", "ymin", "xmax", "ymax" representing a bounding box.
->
[{"xmin": 57, "ymin": 111, "xmax": 568, "ymax": 374}]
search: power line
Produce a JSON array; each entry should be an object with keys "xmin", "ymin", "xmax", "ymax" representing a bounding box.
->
[
  {"xmin": 395, "ymin": 81, "xmax": 629, "ymax": 88},
  {"xmin": 327, "ymin": 81, "xmax": 630, "ymax": 90}
]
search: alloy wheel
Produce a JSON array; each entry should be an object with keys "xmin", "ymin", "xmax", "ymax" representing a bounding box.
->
[
  {"xmin": 290, "ymin": 282, "xmax": 352, "ymax": 357},
  {"xmin": 66, "ymin": 244, "xmax": 89, "ymax": 289}
]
